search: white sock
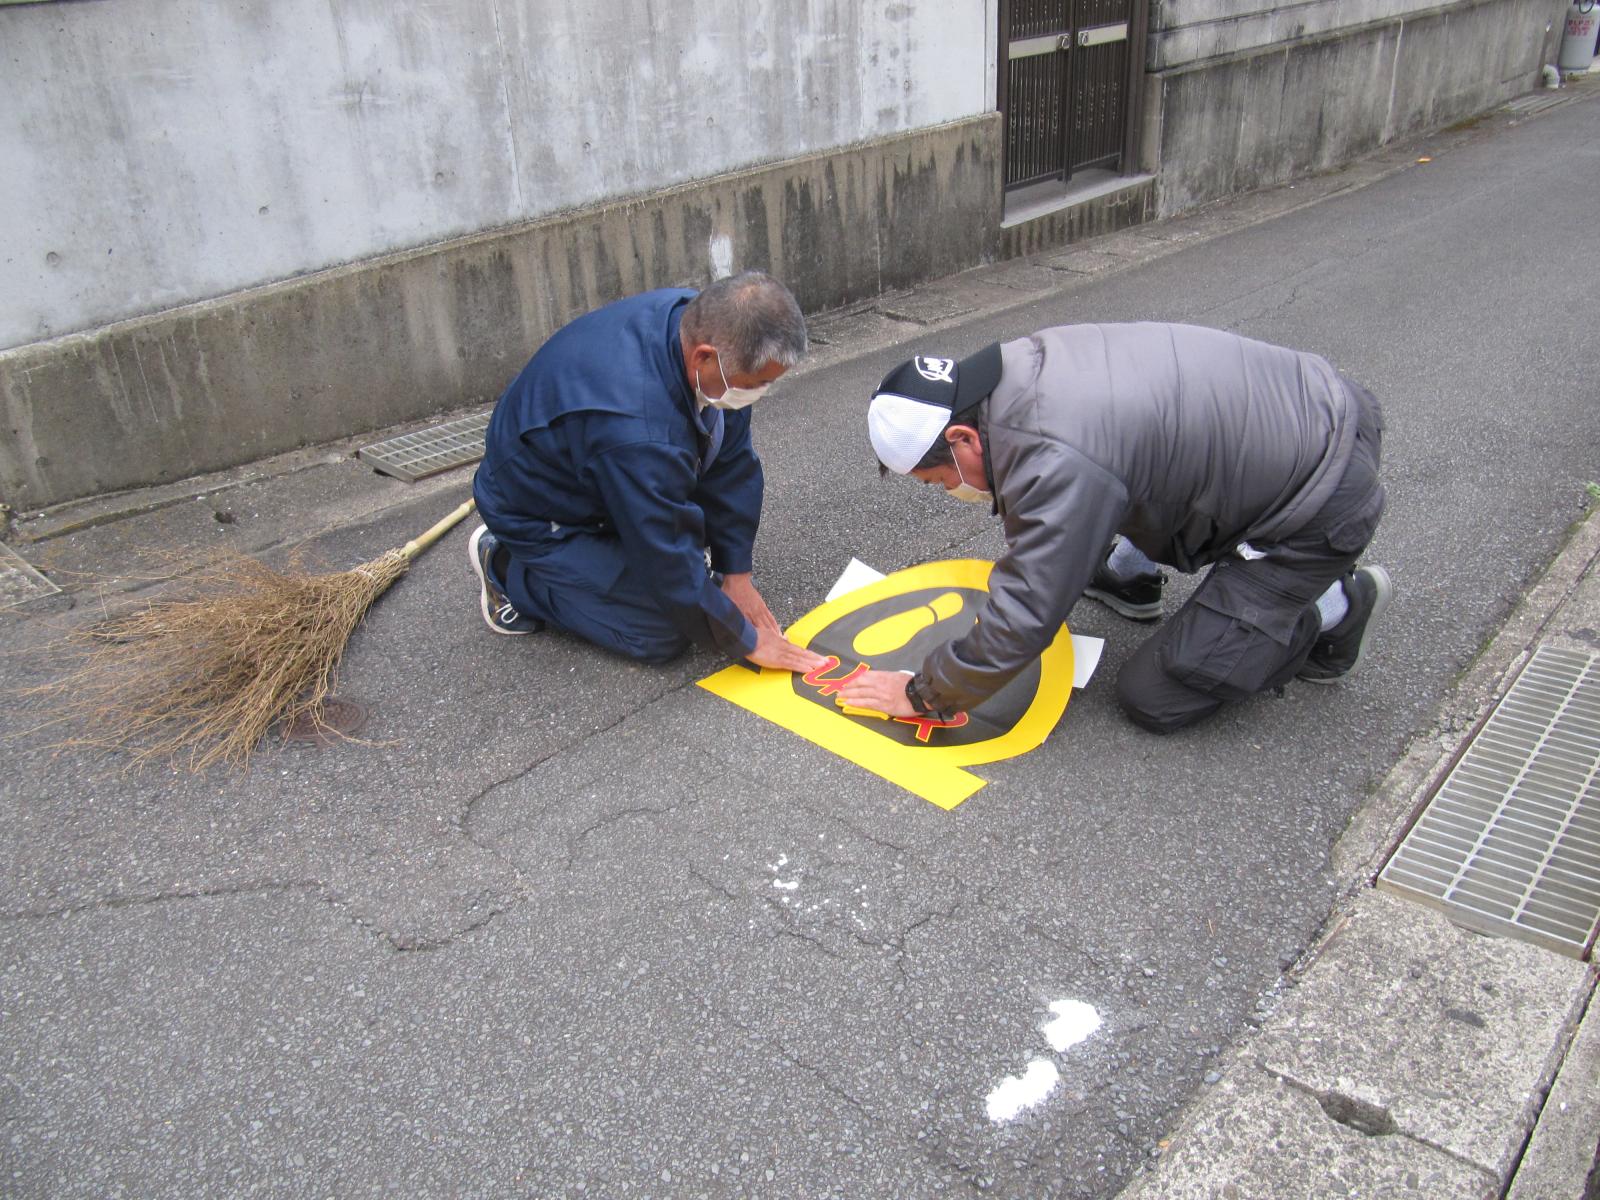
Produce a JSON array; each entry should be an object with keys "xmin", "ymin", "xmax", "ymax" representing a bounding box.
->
[
  {"xmin": 1316, "ymin": 579, "xmax": 1349, "ymax": 631},
  {"xmin": 1105, "ymin": 537, "xmax": 1160, "ymax": 582}
]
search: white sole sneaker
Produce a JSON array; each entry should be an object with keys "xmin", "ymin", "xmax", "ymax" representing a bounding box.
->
[{"xmin": 468, "ymin": 524, "xmax": 537, "ymax": 636}]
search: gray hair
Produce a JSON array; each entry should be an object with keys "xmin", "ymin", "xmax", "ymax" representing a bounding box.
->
[{"xmin": 681, "ymin": 271, "xmax": 808, "ymax": 376}]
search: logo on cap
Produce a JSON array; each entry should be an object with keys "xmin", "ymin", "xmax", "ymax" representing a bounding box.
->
[{"xmin": 914, "ymin": 356, "xmax": 956, "ymax": 384}]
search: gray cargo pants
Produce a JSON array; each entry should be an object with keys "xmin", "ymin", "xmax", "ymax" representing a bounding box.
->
[{"xmin": 1115, "ymin": 384, "xmax": 1386, "ymax": 734}]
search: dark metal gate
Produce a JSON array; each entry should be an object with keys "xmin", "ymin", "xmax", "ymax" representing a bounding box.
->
[{"xmin": 1000, "ymin": 0, "xmax": 1144, "ymax": 190}]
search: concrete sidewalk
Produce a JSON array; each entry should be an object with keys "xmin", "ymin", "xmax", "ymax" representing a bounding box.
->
[{"xmin": 1117, "ymin": 506, "xmax": 1600, "ymax": 1199}]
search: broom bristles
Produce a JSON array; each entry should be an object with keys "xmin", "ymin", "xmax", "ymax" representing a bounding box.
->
[{"xmin": 23, "ymin": 548, "xmax": 410, "ymax": 772}]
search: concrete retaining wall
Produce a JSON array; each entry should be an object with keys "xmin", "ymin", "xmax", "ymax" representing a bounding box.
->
[
  {"xmin": 999, "ymin": 179, "xmax": 1156, "ymax": 260},
  {"xmin": 7, "ymin": 0, "xmax": 1570, "ymax": 511},
  {"xmin": 1145, "ymin": 0, "xmax": 1570, "ymax": 214},
  {"xmin": 0, "ymin": 115, "xmax": 1001, "ymax": 513},
  {"xmin": 2, "ymin": 0, "xmax": 997, "ymax": 352}
]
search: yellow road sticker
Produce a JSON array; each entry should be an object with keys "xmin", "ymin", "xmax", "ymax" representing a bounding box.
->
[{"xmin": 698, "ymin": 559, "xmax": 1074, "ymax": 809}]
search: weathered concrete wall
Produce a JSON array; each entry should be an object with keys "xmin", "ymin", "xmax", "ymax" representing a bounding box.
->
[
  {"xmin": 1146, "ymin": 0, "xmax": 1569, "ymax": 214},
  {"xmin": 2, "ymin": 0, "xmax": 997, "ymax": 352},
  {"xmin": 0, "ymin": 116, "xmax": 1002, "ymax": 512},
  {"xmin": 1149, "ymin": 0, "xmax": 1531, "ymax": 67},
  {"xmin": 1000, "ymin": 179, "xmax": 1155, "ymax": 260}
]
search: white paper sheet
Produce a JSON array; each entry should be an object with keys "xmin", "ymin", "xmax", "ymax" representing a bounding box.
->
[
  {"xmin": 1066, "ymin": 635, "xmax": 1103, "ymax": 690},
  {"xmin": 824, "ymin": 557, "xmax": 887, "ymax": 601}
]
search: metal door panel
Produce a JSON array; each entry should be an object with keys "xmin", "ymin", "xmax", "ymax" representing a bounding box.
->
[{"xmin": 1002, "ymin": 0, "xmax": 1137, "ymax": 190}]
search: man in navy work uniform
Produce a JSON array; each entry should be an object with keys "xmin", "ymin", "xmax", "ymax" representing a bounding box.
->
[
  {"xmin": 469, "ymin": 271, "xmax": 824, "ymax": 674},
  {"xmin": 838, "ymin": 324, "xmax": 1392, "ymax": 733}
]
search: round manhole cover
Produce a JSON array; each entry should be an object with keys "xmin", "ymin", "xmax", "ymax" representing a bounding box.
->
[{"xmin": 282, "ymin": 697, "xmax": 370, "ymax": 747}]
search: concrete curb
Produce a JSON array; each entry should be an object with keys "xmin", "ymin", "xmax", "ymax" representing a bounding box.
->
[
  {"xmin": 1118, "ymin": 891, "xmax": 1592, "ymax": 1199},
  {"xmin": 1509, "ymin": 978, "xmax": 1600, "ymax": 1198}
]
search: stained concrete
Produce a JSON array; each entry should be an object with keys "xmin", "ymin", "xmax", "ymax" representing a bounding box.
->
[
  {"xmin": 0, "ymin": 115, "xmax": 1001, "ymax": 514},
  {"xmin": 1122, "ymin": 864, "xmax": 1598, "ymax": 1198},
  {"xmin": 1147, "ymin": 0, "xmax": 1569, "ymax": 214},
  {"xmin": 7, "ymin": 0, "xmax": 1572, "ymax": 520},
  {"xmin": 999, "ymin": 178, "xmax": 1156, "ymax": 261},
  {"xmin": 1, "ymin": 0, "xmax": 995, "ymax": 351},
  {"xmin": 0, "ymin": 541, "xmax": 57, "ymax": 608},
  {"xmin": 1253, "ymin": 891, "xmax": 1590, "ymax": 1180},
  {"xmin": 1118, "ymin": 1070, "xmax": 1500, "ymax": 1199},
  {"xmin": 1150, "ymin": 0, "xmax": 1560, "ymax": 69},
  {"xmin": 1507, "ymin": 984, "xmax": 1600, "ymax": 1198}
]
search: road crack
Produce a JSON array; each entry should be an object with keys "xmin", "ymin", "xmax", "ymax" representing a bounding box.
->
[{"xmin": 0, "ymin": 879, "xmax": 319, "ymax": 922}]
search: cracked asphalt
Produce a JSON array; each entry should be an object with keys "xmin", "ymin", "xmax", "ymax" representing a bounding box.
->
[{"xmin": 3, "ymin": 90, "xmax": 1598, "ymax": 1198}]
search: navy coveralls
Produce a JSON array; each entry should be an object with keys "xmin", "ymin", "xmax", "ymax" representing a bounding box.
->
[{"xmin": 472, "ymin": 289, "xmax": 760, "ymax": 663}]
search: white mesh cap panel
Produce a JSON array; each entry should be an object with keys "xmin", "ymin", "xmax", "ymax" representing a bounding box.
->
[{"xmin": 868, "ymin": 392, "xmax": 951, "ymax": 474}]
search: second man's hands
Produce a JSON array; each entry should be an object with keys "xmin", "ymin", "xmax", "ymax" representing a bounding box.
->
[
  {"xmin": 722, "ymin": 571, "xmax": 827, "ymax": 673},
  {"xmin": 720, "ymin": 572, "xmax": 782, "ymax": 636},
  {"xmin": 746, "ymin": 623, "xmax": 828, "ymax": 673}
]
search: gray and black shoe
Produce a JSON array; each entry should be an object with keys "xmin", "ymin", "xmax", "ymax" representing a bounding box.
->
[
  {"xmin": 468, "ymin": 525, "xmax": 543, "ymax": 636},
  {"xmin": 1083, "ymin": 559, "xmax": 1165, "ymax": 622},
  {"xmin": 1298, "ymin": 564, "xmax": 1392, "ymax": 684}
]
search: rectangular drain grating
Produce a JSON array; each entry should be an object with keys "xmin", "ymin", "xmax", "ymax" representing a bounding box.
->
[
  {"xmin": 0, "ymin": 541, "xmax": 60, "ymax": 608},
  {"xmin": 1378, "ymin": 645, "xmax": 1600, "ymax": 958},
  {"xmin": 1503, "ymin": 93, "xmax": 1566, "ymax": 117},
  {"xmin": 356, "ymin": 413, "xmax": 490, "ymax": 482}
]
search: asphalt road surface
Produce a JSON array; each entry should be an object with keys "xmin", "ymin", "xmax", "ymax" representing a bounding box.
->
[{"xmin": 3, "ymin": 91, "xmax": 1598, "ymax": 1198}]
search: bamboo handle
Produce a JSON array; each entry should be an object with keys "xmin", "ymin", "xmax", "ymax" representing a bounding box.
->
[{"xmin": 399, "ymin": 498, "xmax": 476, "ymax": 562}]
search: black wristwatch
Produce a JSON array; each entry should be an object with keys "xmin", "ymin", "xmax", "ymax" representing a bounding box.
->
[{"xmin": 904, "ymin": 673, "xmax": 935, "ymax": 715}]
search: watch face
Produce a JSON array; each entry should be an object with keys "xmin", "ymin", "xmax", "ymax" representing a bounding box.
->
[{"xmin": 789, "ymin": 584, "xmax": 1040, "ymax": 748}]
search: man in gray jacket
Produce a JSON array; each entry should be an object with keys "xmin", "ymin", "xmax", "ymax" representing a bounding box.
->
[{"xmin": 836, "ymin": 323, "xmax": 1391, "ymax": 734}]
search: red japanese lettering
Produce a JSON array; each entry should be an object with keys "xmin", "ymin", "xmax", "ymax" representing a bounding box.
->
[
  {"xmin": 801, "ymin": 656, "xmax": 869, "ymax": 697},
  {"xmin": 893, "ymin": 710, "xmax": 971, "ymax": 743}
]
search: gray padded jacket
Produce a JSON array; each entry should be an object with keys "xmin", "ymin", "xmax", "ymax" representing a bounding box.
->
[{"xmin": 915, "ymin": 322, "xmax": 1363, "ymax": 713}]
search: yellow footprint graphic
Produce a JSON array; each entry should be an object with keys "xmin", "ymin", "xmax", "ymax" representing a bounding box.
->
[{"xmin": 852, "ymin": 592, "xmax": 965, "ymax": 657}]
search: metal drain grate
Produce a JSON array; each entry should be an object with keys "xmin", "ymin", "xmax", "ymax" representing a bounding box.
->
[
  {"xmin": 0, "ymin": 541, "xmax": 60, "ymax": 608},
  {"xmin": 1378, "ymin": 645, "xmax": 1600, "ymax": 958},
  {"xmin": 282, "ymin": 697, "xmax": 371, "ymax": 747},
  {"xmin": 356, "ymin": 413, "xmax": 490, "ymax": 482},
  {"xmin": 1502, "ymin": 93, "xmax": 1567, "ymax": 117}
]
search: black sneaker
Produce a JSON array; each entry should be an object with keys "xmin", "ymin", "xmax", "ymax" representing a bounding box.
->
[
  {"xmin": 468, "ymin": 525, "xmax": 543, "ymax": 636},
  {"xmin": 1298, "ymin": 565, "xmax": 1392, "ymax": 684},
  {"xmin": 1083, "ymin": 560, "xmax": 1165, "ymax": 622}
]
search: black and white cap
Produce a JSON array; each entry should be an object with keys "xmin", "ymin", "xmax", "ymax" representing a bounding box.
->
[{"xmin": 868, "ymin": 343, "xmax": 1002, "ymax": 474}]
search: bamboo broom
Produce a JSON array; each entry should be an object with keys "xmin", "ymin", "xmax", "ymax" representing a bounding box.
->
[{"xmin": 24, "ymin": 498, "xmax": 477, "ymax": 773}]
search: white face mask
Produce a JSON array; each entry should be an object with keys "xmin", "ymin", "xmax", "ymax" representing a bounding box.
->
[
  {"xmin": 948, "ymin": 456, "xmax": 991, "ymax": 504},
  {"xmin": 697, "ymin": 352, "xmax": 769, "ymax": 411}
]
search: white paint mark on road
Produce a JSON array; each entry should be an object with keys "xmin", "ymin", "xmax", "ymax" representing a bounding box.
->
[
  {"xmin": 767, "ymin": 852, "xmax": 799, "ymax": 892},
  {"xmin": 1043, "ymin": 999, "xmax": 1101, "ymax": 1051},
  {"xmin": 985, "ymin": 1059, "xmax": 1059, "ymax": 1123},
  {"xmin": 982, "ymin": 998, "xmax": 1102, "ymax": 1123}
]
